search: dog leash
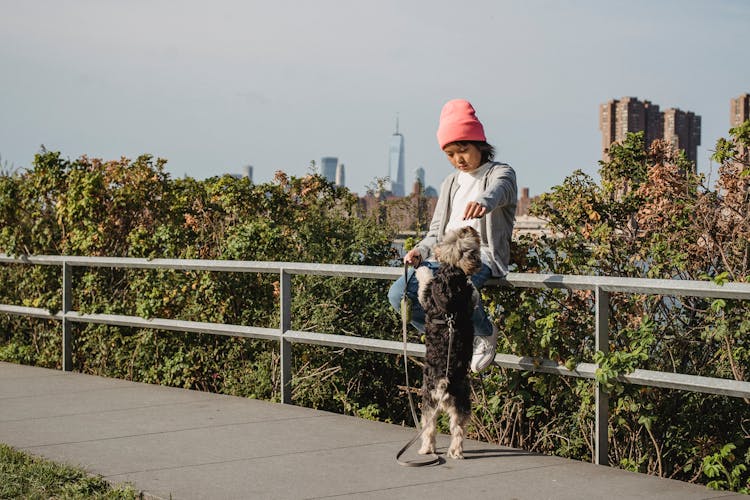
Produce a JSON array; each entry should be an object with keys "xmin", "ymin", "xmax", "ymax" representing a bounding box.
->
[
  {"xmin": 396, "ymin": 262, "xmax": 441, "ymax": 467},
  {"xmin": 444, "ymin": 314, "xmax": 455, "ymax": 380},
  {"xmin": 399, "ymin": 263, "xmax": 420, "ymax": 429}
]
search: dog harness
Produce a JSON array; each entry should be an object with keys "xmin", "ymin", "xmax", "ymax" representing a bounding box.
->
[{"xmin": 427, "ymin": 313, "xmax": 456, "ymax": 379}]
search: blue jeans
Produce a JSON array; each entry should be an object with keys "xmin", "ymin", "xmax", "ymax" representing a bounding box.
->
[{"xmin": 387, "ymin": 262, "xmax": 494, "ymax": 336}]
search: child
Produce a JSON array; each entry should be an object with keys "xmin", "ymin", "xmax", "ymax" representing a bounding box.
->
[{"xmin": 388, "ymin": 99, "xmax": 517, "ymax": 373}]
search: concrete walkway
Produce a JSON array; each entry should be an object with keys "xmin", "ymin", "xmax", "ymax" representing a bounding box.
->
[{"xmin": 0, "ymin": 361, "xmax": 742, "ymax": 500}]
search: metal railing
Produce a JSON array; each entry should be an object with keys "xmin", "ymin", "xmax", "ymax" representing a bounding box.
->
[{"xmin": 2, "ymin": 253, "xmax": 750, "ymax": 466}]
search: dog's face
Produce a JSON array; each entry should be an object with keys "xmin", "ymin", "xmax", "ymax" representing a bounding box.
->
[{"xmin": 434, "ymin": 226, "xmax": 481, "ymax": 276}]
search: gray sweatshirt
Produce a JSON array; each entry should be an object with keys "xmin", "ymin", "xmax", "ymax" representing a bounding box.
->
[{"xmin": 415, "ymin": 161, "xmax": 517, "ymax": 278}]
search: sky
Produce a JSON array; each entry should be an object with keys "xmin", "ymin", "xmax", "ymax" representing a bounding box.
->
[{"xmin": 1, "ymin": 0, "xmax": 748, "ymax": 198}]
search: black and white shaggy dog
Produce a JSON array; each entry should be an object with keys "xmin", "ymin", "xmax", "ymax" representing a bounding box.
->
[{"xmin": 415, "ymin": 226, "xmax": 481, "ymax": 459}]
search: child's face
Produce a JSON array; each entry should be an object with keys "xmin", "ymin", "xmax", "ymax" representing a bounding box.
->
[{"xmin": 442, "ymin": 142, "xmax": 482, "ymax": 173}]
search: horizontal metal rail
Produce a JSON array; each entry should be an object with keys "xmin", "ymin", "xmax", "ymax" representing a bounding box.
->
[
  {"xmin": 3, "ymin": 254, "xmax": 749, "ymax": 298},
  {"xmin": 2, "ymin": 253, "xmax": 750, "ymax": 466}
]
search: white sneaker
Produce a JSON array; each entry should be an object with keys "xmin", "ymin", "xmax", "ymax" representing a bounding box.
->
[{"xmin": 471, "ymin": 324, "xmax": 498, "ymax": 373}]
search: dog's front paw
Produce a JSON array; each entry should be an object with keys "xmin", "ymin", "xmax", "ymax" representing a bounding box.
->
[
  {"xmin": 447, "ymin": 447, "xmax": 464, "ymax": 459},
  {"xmin": 418, "ymin": 444, "xmax": 436, "ymax": 455},
  {"xmin": 415, "ymin": 266, "xmax": 433, "ymax": 284},
  {"xmin": 415, "ymin": 266, "xmax": 433, "ymax": 307}
]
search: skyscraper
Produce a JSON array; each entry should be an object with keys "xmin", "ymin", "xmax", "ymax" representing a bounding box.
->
[
  {"xmin": 415, "ymin": 167, "xmax": 425, "ymax": 188},
  {"xmin": 730, "ymin": 93, "xmax": 750, "ymax": 127},
  {"xmin": 388, "ymin": 118, "xmax": 405, "ymax": 197},
  {"xmin": 663, "ymin": 109, "xmax": 701, "ymax": 164},
  {"xmin": 320, "ymin": 157, "xmax": 338, "ymax": 183},
  {"xmin": 335, "ymin": 163, "xmax": 345, "ymax": 187},
  {"xmin": 599, "ymin": 97, "xmax": 701, "ymax": 164},
  {"xmin": 599, "ymin": 97, "xmax": 662, "ymax": 156}
]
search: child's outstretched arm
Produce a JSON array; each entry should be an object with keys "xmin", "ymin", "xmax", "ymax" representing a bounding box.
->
[{"xmin": 474, "ymin": 164, "xmax": 517, "ymax": 213}]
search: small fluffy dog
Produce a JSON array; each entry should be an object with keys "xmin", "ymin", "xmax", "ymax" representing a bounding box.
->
[{"xmin": 415, "ymin": 226, "xmax": 481, "ymax": 459}]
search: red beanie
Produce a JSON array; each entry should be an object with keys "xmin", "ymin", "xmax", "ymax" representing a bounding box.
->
[{"xmin": 436, "ymin": 99, "xmax": 486, "ymax": 149}]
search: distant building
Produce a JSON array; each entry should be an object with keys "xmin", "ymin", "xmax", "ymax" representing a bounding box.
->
[
  {"xmin": 228, "ymin": 165, "xmax": 253, "ymax": 181},
  {"xmin": 730, "ymin": 93, "xmax": 750, "ymax": 127},
  {"xmin": 335, "ymin": 163, "xmax": 346, "ymax": 187},
  {"xmin": 320, "ymin": 157, "xmax": 338, "ymax": 183},
  {"xmin": 663, "ymin": 108, "xmax": 701, "ymax": 164},
  {"xmin": 414, "ymin": 167, "xmax": 425, "ymax": 188},
  {"xmin": 516, "ymin": 187, "xmax": 534, "ymax": 216},
  {"xmin": 387, "ymin": 118, "xmax": 405, "ymax": 196},
  {"xmin": 514, "ymin": 187, "xmax": 549, "ymax": 237},
  {"xmin": 410, "ymin": 167, "xmax": 438, "ymax": 198},
  {"xmin": 514, "ymin": 215, "xmax": 551, "ymax": 238},
  {"xmin": 600, "ymin": 97, "xmax": 662, "ymax": 154},
  {"xmin": 599, "ymin": 96, "xmax": 701, "ymax": 164}
]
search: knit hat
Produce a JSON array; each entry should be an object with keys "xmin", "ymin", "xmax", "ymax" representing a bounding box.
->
[{"xmin": 436, "ymin": 99, "xmax": 486, "ymax": 149}]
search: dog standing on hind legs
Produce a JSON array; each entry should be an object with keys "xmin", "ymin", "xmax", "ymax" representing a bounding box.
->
[{"xmin": 415, "ymin": 226, "xmax": 482, "ymax": 459}]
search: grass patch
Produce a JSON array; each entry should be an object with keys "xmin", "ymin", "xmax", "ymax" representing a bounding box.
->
[{"xmin": 0, "ymin": 443, "xmax": 138, "ymax": 499}]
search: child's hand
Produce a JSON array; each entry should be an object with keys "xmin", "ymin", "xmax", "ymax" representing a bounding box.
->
[
  {"xmin": 404, "ymin": 248, "xmax": 422, "ymax": 266},
  {"xmin": 463, "ymin": 201, "xmax": 487, "ymax": 220}
]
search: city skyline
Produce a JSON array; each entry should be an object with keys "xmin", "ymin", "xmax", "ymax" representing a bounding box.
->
[{"xmin": 1, "ymin": 1, "xmax": 749, "ymax": 197}]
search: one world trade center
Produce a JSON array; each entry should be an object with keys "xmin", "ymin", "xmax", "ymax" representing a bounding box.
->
[{"xmin": 388, "ymin": 117, "xmax": 405, "ymax": 197}]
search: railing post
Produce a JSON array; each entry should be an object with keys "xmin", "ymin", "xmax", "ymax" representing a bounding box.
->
[
  {"xmin": 279, "ymin": 269, "xmax": 292, "ymax": 404},
  {"xmin": 594, "ymin": 286, "xmax": 610, "ymax": 465},
  {"xmin": 62, "ymin": 262, "xmax": 73, "ymax": 372}
]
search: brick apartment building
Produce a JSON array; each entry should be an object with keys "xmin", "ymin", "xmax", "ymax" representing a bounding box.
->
[
  {"xmin": 599, "ymin": 97, "xmax": 701, "ymax": 165},
  {"xmin": 731, "ymin": 93, "xmax": 750, "ymax": 127}
]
